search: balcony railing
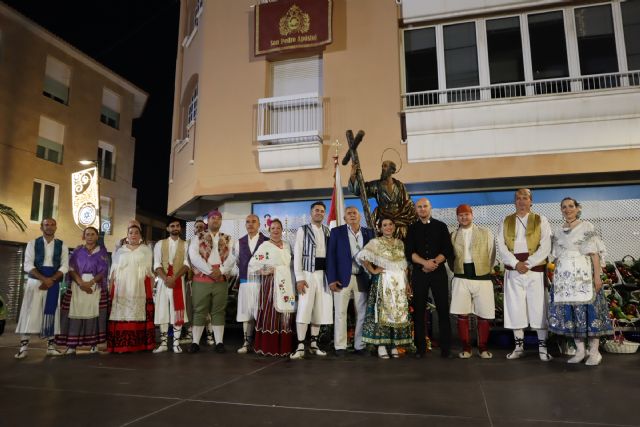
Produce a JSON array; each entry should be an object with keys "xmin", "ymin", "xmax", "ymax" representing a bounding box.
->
[
  {"xmin": 257, "ymin": 92, "xmax": 323, "ymax": 144},
  {"xmin": 402, "ymin": 70, "xmax": 640, "ymax": 109}
]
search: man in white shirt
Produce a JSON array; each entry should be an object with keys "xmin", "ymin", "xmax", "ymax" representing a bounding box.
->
[
  {"xmin": 449, "ymin": 204, "xmax": 496, "ymax": 359},
  {"xmin": 290, "ymin": 202, "xmax": 333, "ymax": 360},
  {"xmin": 235, "ymin": 214, "xmax": 267, "ymax": 354},
  {"xmin": 15, "ymin": 218, "xmax": 69, "ymax": 359},
  {"xmin": 153, "ymin": 218, "xmax": 190, "ymax": 353},
  {"xmin": 187, "ymin": 210, "xmax": 236, "ymax": 353},
  {"xmin": 497, "ymin": 189, "xmax": 552, "ymax": 361}
]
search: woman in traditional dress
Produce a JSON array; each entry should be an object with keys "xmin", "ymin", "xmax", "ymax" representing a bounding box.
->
[
  {"xmin": 548, "ymin": 197, "xmax": 612, "ymax": 365},
  {"xmin": 57, "ymin": 227, "xmax": 109, "ymax": 354},
  {"xmin": 250, "ymin": 219, "xmax": 295, "ymax": 356},
  {"xmin": 107, "ymin": 224, "xmax": 156, "ymax": 353},
  {"xmin": 358, "ymin": 218, "xmax": 413, "ymax": 359}
]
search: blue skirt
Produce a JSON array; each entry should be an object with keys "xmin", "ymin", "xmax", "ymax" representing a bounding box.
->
[{"xmin": 547, "ymin": 287, "xmax": 613, "ymax": 338}]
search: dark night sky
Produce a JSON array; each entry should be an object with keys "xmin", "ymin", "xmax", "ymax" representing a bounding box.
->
[{"xmin": 4, "ymin": 0, "xmax": 180, "ymax": 216}]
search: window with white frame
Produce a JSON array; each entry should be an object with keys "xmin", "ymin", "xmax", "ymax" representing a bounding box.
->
[
  {"xmin": 622, "ymin": 0, "xmax": 640, "ymax": 74},
  {"xmin": 100, "ymin": 196, "xmax": 113, "ymax": 235},
  {"xmin": 101, "ymin": 88, "xmax": 121, "ymax": 129},
  {"xmin": 97, "ymin": 141, "xmax": 115, "ymax": 181},
  {"xmin": 187, "ymin": 83, "xmax": 198, "ymax": 127},
  {"xmin": 184, "ymin": 0, "xmax": 204, "ymax": 46},
  {"xmin": 43, "ymin": 56, "xmax": 71, "ymax": 105},
  {"xmin": 37, "ymin": 116, "xmax": 64, "ymax": 164},
  {"xmin": 30, "ymin": 179, "xmax": 58, "ymax": 222},
  {"xmin": 402, "ymin": 1, "xmax": 640, "ymax": 107}
]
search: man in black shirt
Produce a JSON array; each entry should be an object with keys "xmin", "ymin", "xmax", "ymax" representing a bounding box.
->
[{"xmin": 405, "ymin": 198, "xmax": 454, "ymax": 358}]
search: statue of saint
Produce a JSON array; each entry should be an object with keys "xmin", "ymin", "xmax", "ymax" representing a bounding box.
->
[{"xmin": 348, "ymin": 160, "xmax": 416, "ymax": 240}]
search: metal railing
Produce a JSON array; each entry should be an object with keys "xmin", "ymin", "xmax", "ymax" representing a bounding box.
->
[
  {"xmin": 402, "ymin": 70, "xmax": 640, "ymax": 109},
  {"xmin": 257, "ymin": 92, "xmax": 323, "ymax": 144}
]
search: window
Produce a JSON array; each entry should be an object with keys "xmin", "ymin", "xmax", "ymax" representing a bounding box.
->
[
  {"xmin": 187, "ymin": 83, "xmax": 198, "ymax": 127},
  {"xmin": 43, "ymin": 56, "xmax": 70, "ymax": 105},
  {"xmin": 575, "ymin": 5, "xmax": 618, "ymax": 79},
  {"xmin": 37, "ymin": 116, "xmax": 64, "ymax": 164},
  {"xmin": 100, "ymin": 88, "xmax": 121, "ymax": 129},
  {"xmin": 271, "ymin": 56, "xmax": 322, "ymax": 96},
  {"xmin": 404, "ymin": 27, "xmax": 438, "ymax": 105},
  {"xmin": 444, "ymin": 22, "xmax": 479, "ymax": 101},
  {"xmin": 528, "ymin": 11, "xmax": 570, "ymax": 93},
  {"xmin": 30, "ymin": 180, "xmax": 58, "ymax": 222},
  {"xmin": 622, "ymin": 0, "xmax": 640, "ymax": 80},
  {"xmin": 100, "ymin": 196, "xmax": 113, "ymax": 235},
  {"xmin": 487, "ymin": 17, "xmax": 525, "ymax": 98},
  {"xmin": 97, "ymin": 141, "xmax": 115, "ymax": 180},
  {"xmin": 193, "ymin": 0, "xmax": 203, "ymax": 29}
]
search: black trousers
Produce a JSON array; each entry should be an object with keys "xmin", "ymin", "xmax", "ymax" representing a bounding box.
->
[{"xmin": 412, "ymin": 274, "xmax": 451, "ymax": 354}]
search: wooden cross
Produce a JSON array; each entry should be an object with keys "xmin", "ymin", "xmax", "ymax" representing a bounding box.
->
[{"xmin": 341, "ymin": 129, "xmax": 374, "ymax": 229}]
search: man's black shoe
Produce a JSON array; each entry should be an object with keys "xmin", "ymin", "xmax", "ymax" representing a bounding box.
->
[
  {"xmin": 334, "ymin": 349, "xmax": 346, "ymax": 357},
  {"xmin": 215, "ymin": 343, "xmax": 226, "ymax": 354},
  {"xmin": 187, "ymin": 343, "xmax": 200, "ymax": 354}
]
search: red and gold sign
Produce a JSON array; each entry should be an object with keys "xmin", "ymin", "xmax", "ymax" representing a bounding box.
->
[{"xmin": 255, "ymin": 0, "xmax": 332, "ymax": 55}]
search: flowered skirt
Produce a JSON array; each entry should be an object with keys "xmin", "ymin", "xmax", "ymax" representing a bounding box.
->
[
  {"xmin": 107, "ymin": 277, "xmax": 156, "ymax": 353},
  {"xmin": 254, "ymin": 274, "xmax": 293, "ymax": 356},
  {"xmin": 362, "ymin": 275, "xmax": 413, "ymax": 347},
  {"xmin": 548, "ymin": 285, "xmax": 613, "ymax": 338}
]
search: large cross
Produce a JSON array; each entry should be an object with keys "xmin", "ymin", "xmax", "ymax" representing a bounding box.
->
[{"xmin": 341, "ymin": 129, "xmax": 374, "ymax": 229}]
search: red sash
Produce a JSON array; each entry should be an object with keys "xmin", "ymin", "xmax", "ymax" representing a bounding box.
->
[{"xmin": 167, "ymin": 265, "xmax": 185, "ymax": 327}]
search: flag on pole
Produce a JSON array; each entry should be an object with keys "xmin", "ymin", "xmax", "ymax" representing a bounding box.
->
[{"xmin": 327, "ymin": 153, "xmax": 345, "ymax": 229}]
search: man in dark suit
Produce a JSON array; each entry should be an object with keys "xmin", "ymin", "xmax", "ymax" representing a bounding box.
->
[
  {"xmin": 405, "ymin": 198, "xmax": 455, "ymax": 359},
  {"xmin": 326, "ymin": 206, "xmax": 375, "ymax": 356}
]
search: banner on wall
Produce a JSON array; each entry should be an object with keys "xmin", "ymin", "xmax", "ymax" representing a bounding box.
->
[
  {"xmin": 71, "ymin": 167, "xmax": 100, "ymax": 230},
  {"xmin": 255, "ymin": 0, "xmax": 332, "ymax": 55}
]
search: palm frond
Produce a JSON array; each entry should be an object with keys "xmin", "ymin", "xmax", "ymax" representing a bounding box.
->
[{"xmin": 0, "ymin": 203, "xmax": 27, "ymax": 232}]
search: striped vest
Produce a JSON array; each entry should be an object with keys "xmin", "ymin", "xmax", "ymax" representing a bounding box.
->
[{"xmin": 301, "ymin": 224, "xmax": 330, "ymax": 272}]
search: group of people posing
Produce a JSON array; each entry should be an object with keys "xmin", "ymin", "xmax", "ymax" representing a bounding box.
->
[{"xmin": 14, "ymin": 188, "xmax": 612, "ymax": 365}]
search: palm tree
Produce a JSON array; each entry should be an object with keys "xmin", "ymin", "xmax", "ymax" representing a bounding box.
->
[{"xmin": 0, "ymin": 203, "xmax": 27, "ymax": 232}]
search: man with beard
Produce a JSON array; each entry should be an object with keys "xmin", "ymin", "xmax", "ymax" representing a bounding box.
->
[
  {"xmin": 348, "ymin": 160, "xmax": 416, "ymax": 239},
  {"xmin": 188, "ymin": 210, "xmax": 237, "ymax": 353},
  {"xmin": 291, "ymin": 202, "xmax": 333, "ymax": 360},
  {"xmin": 153, "ymin": 218, "xmax": 190, "ymax": 353},
  {"xmin": 15, "ymin": 218, "xmax": 69, "ymax": 359},
  {"xmin": 235, "ymin": 214, "xmax": 267, "ymax": 354},
  {"xmin": 405, "ymin": 198, "xmax": 454, "ymax": 359},
  {"xmin": 450, "ymin": 204, "xmax": 496, "ymax": 359}
]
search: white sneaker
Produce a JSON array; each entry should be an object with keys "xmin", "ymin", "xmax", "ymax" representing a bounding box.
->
[
  {"xmin": 585, "ymin": 352, "xmax": 602, "ymax": 366},
  {"xmin": 479, "ymin": 350, "xmax": 493, "ymax": 359},
  {"xmin": 14, "ymin": 348, "xmax": 28, "ymax": 359},
  {"xmin": 506, "ymin": 348, "xmax": 524, "ymax": 360},
  {"xmin": 567, "ymin": 349, "xmax": 586, "ymax": 364},
  {"xmin": 237, "ymin": 342, "xmax": 250, "ymax": 354},
  {"xmin": 539, "ymin": 352, "xmax": 553, "ymax": 362},
  {"xmin": 153, "ymin": 344, "xmax": 168, "ymax": 353},
  {"xmin": 173, "ymin": 342, "xmax": 183, "ymax": 354},
  {"xmin": 290, "ymin": 347, "xmax": 305, "ymax": 360},
  {"xmin": 390, "ymin": 347, "xmax": 400, "ymax": 359},
  {"xmin": 309, "ymin": 344, "xmax": 327, "ymax": 356},
  {"xmin": 458, "ymin": 351, "xmax": 472, "ymax": 359},
  {"xmin": 46, "ymin": 346, "xmax": 63, "ymax": 357},
  {"xmin": 378, "ymin": 346, "xmax": 389, "ymax": 359}
]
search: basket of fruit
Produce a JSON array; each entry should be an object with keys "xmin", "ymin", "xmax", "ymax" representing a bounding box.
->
[{"xmin": 615, "ymin": 256, "xmax": 639, "ymax": 286}]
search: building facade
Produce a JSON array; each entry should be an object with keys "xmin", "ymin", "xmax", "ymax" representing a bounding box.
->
[
  {"xmin": 169, "ymin": 0, "xmax": 639, "ymax": 220},
  {"xmin": 0, "ymin": 3, "xmax": 148, "ymax": 249}
]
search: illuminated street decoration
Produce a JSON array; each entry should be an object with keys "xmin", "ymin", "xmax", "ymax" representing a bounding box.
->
[{"xmin": 71, "ymin": 166, "xmax": 100, "ymax": 230}]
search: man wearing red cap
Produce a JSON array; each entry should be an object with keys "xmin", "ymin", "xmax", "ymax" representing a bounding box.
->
[
  {"xmin": 187, "ymin": 210, "xmax": 237, "ymax": 353},
  {"xmin": 450, "ymin": 204, "xmax": 496, "ymax": 359}
]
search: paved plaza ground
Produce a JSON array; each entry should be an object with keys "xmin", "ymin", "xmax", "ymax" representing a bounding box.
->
[{"xmin": 0, "ymin": 323, "xmax": 638, "ymax": 427}]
